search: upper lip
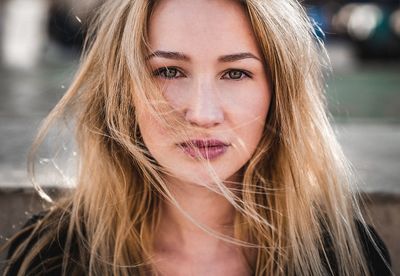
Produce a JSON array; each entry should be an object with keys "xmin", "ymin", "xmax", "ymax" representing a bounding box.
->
[{"xmin": 179, "ymin": 139, "xmax": 229, "ymax": 148}]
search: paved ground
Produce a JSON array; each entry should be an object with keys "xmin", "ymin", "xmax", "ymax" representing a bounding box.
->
[{"xmin": 336, "ymin": 123, "xmax": 400, "ymax": 194}]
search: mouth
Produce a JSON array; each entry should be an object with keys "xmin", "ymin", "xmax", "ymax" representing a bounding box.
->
[{"xmin": 178, "ymin": 139, "xmax": 230, "ymax": 160}]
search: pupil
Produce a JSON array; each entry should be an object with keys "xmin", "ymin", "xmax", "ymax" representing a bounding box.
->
[
  {"xmin": 166, "ymin": 68, "xmax": 176, "ymax": 78},
  {"xmin": 230, "ymin": 71, "xmax": 241, "ymax": 79}
]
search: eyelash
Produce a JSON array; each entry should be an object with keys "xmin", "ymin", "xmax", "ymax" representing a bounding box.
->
[{"xmin": 152, "ymin": 67, "xmax": 252, "ymax": 81}]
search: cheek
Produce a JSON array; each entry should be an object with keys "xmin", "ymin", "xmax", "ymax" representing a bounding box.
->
[
  {"xmin": 229, "ymin": 82, "xmax": 271, "ymax": 124},
  {"xmin": 158, "ymin": 81, "xmax": 190, "ymax": 109},
  {"xmin": 137, "ymin": 111, "xmax": 170, "ymax": 154},
  {"xmin": 229, "ymin": 84, "xmax": 271, "ymax": 151}
]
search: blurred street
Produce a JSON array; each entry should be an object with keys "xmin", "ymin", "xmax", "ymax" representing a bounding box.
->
[
  {"xmin": 0, "ymin": 48, "xmax": 78, "ymax": 188},
  {"xmin": 0, "ymin": 44, "xmax": 399, "ymax": 194},
  {"xmin": 1, "ymin": 1, "xmax": 399, "ymax": 273},
  {"xmin": 0, "ymin": 0, "xmax": 399, "ymax": 192}
]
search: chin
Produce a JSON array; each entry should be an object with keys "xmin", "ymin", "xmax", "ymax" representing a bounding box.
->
[{"xmin": 167, "ymin": 161, "xmax": 242, "ymax": 187}]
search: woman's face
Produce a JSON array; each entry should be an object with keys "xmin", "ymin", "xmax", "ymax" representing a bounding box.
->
[{"xmin": 138, "ymin": 0, "xmax": 272, "ymax": 186}]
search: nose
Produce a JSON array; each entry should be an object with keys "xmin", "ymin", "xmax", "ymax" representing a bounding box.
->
[{"xmin": 184, "ymin": 80, "xmax": 224, "ymax": 128}]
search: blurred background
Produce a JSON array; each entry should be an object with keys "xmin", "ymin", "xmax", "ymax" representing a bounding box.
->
[{"xmin": 0, "ymin": 0, "xmax": 399, "ymax": 273}]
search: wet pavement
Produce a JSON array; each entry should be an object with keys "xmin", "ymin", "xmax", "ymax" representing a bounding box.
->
[{"xmin": 0, "ymin": 54, "xmax": 399, "ymax": 194}]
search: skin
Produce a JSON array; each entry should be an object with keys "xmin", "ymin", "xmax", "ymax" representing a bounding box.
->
[{"xmin": 137, "ymin": 0, "xmax": 272, "ymax": 274}]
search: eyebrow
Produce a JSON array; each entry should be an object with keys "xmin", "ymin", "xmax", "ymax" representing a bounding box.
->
[{"xmin": 146, "ymin": 50, "xmax": 261, "ymax": 63}]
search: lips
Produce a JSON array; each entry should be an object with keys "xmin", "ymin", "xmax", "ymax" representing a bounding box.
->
[{"xmin": 179, "ymin": 139, "xmax": 229, "ymax": 160}]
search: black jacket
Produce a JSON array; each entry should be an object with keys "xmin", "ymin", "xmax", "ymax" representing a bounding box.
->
[{"xmin": 5, "ymin": 213, "xmax": 392, "ymax": 276}]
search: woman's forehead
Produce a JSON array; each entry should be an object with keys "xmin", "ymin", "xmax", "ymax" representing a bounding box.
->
[{"xmin": 148, "ymin": 0, "xmax": 261, "ymax": 59}]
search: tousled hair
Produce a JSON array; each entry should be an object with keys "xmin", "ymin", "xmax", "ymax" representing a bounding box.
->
[{"xmin": 2, "ymin": 0, "xmax": 376, "ymax": 275}]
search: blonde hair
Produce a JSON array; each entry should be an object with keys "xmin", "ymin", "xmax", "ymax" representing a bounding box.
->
[{"xmin": 3, "ymin": 0, "xmax": 375, "ymax": 275}]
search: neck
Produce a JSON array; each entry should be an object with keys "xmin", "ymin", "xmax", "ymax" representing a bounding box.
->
[{"xmin": 155, "ymin": 176, "xmax": 237, "ymax": 253}]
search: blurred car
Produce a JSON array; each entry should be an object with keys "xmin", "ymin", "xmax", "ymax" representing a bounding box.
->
[
  {"xmin": 331, "ymin": 2, "xmax": 400, "ymax": 59},
  {"xmin": 306, "ymin": 0, "xmax": 400, "ymax": 59}
]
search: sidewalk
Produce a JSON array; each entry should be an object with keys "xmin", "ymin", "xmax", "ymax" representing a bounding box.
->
[{"xmin": 336, "ymin": 123, "xmax": 400, "ymax": 194}]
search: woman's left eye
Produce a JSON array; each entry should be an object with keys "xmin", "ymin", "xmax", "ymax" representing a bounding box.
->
[
  {"xmin": 153, "ymin": 67, "xmax": 185, "ymax": 79},
  {"xmin": 221, "ymin": 69, "xmax": 252, "ymax": 81}
]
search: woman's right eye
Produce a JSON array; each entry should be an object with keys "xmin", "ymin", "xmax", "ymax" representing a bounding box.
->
[{"xmin": 153, "ymin": 67, "xmax": 184, "ymax": 79}]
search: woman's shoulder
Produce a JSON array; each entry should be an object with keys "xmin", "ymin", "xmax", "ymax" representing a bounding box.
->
[
  {"xmin": 355, "ymin": 221, "xmax": 392, "ymax": 276},
  {"xmin": 4, "ymin": 210, "xmax": 83, "ymax": 276},
  {"xmin": 5, "ymin": 213, "xmax": 393, "ymax": 276},
  {"xmin": 7, "ymin": 211, "xmax": 48, "ymax": 255},
  {"xmin": 323, "ymin": 220, "xmax": 392, "ymax": 276}
]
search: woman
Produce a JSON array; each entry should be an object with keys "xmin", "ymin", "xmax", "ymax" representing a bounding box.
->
[{"xmin": 1, "ymin": 0, "xmax": 392, "ymax": 275}]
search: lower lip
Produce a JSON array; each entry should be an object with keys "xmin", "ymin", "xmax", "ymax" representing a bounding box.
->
[{"xmin": 180, "ymin": 145, "xmax": 228, "ymax": 160}]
